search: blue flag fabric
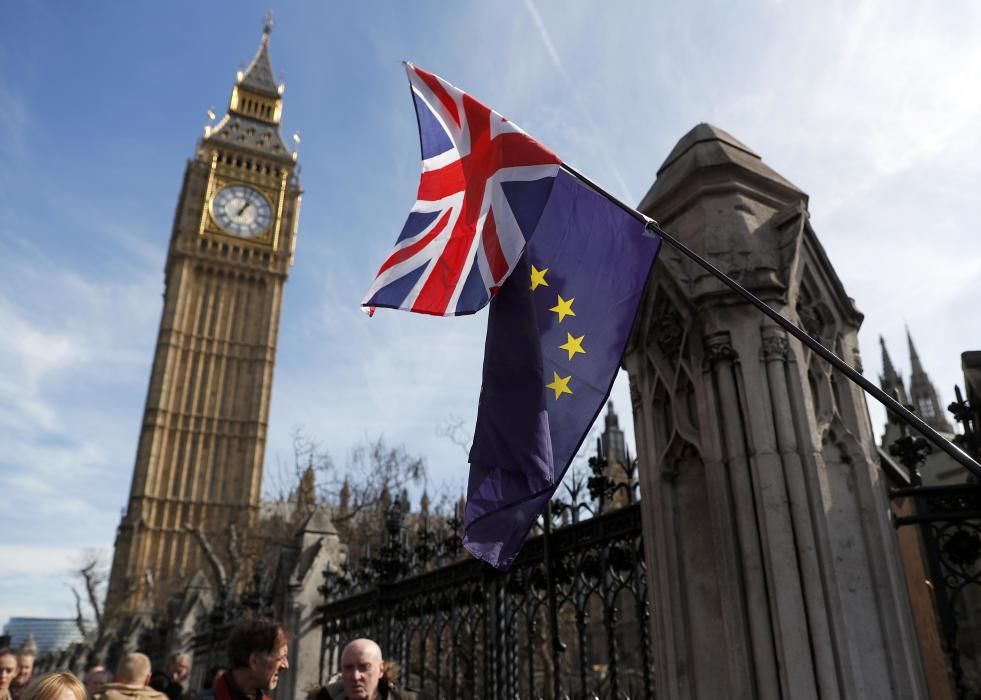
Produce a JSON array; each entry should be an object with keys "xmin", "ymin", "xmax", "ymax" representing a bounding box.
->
[{"xmin": 464, "ymin": 168, "xmax": 662, "ymax": 569}]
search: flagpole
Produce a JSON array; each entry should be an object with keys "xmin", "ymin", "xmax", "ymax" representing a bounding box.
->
[{"xmin": 559, "ymin": 163, "xmax": 981, "ymax": 480}]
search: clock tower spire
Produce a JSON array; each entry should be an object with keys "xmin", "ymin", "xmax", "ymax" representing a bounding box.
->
[{"xmin": 106, "ymin": 20, "xmax": 302, "ymax": 614}]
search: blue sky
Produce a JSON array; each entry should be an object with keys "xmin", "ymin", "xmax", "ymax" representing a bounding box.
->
[{"xmin": 3, "ymin": 1, "xmax": 981, "ymax": 624}]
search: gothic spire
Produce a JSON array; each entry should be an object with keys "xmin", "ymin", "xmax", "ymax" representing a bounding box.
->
[
  {"xmin": 237, "ymin": 13, "xmax": 280, "ymax": 99},
  {"xmin": 905, "ymin": 326, "xmax": 953, "ymax": 433},
  {"xmin": 881, "ymin": 335, "xmax": 898, "ymax": 381},
  {"xmin": 879, "ymin": 335, "xmax": 908, "ymax": 408},
  {"xmin": 338, "ymin": 477, "xmax": 351, "ymax": 514},
  {"xmin": 295, "ymin": 461, "xmax": 315, "ymax": 515},
  {"xmin": 600, "ymin": 400, "xmax": 627, "ymax": 467},
  {"xmin": 204, "ymin": 15, "xmax": 293, "ymax": 161},
  {"xmin": 906, "ymin": 325, "xmax": 925, "ymax": 378},
  {"xmin": 604, "ymin": 399, "xmax": 619, "ymax": 430}
]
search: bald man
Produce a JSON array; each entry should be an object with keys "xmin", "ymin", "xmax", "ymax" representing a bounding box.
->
[
  {"xmin": 320, "ymin": 639, "xmax": 418, "ymax": 700},
  {"xmin": 94, "ymin": 653, "xmax": 167, "ymax": 700}
]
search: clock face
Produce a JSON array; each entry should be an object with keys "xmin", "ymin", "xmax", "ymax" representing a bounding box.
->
[{"xmin": 210, "ymin": 185, "xmax": 273, "ymax": 237}]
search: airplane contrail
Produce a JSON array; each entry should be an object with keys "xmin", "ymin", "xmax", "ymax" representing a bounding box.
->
[{"xmin": 523, "ymin": 0, "xmax": 634, "ymax": 203}]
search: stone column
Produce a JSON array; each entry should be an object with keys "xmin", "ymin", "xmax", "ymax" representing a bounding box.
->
[
  {"xmin": 274, "ymin": 510, "xmax": 346, "ymax": 698},
  {"xmin": 625, "ymin": 124, "xmax": 926, "ymax": 699}
]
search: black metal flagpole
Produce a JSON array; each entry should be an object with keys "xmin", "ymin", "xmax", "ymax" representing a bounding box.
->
[{"xmin": 559, "ymin": 163, "xmax": 981, "ymax": 480}]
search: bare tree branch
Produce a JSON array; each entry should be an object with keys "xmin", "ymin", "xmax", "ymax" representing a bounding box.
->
[
  {"xmin": 436, "ymin": 415, "xmax": 472, "ymax": 458},
  {"xmin": 184, "ymin": 524, "xmax": 228, "ymax": 590},
  {"xmin": 226, "ymin": 523, "xmax": 242, "ymax": 589},
  {"xmin": 79, "ymin": 561, "xmax": 104, "ymax": 632},
  {"xmin": 333, "ymin": 437, "xmax": 425, "ymax": 516},
  {"xmin": 70, "ymin": 586, "xmax": 88, "ymax": 638},
  {"xmin": 70, "ymin": 550, "xmax": 106, "ymax": 639},
  {"xmin": 250, "ymin": 430, "xmax": 432, "ymax": 568}
]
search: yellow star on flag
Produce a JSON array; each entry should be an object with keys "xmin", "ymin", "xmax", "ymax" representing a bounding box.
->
[
  {"xmin": 549, "ymin": 295, "xmax": 576, "ymax": 323},
  {"xmin": 546, "ymin": 371, "xmax": 573, "ymax": 399},
  {"xmin": 559, "ymin": 332, "xmax": 586, "ymax": 361},
  {"xmin": 530, "ymin": 265, "xmax": 549, "ymax": 291}
]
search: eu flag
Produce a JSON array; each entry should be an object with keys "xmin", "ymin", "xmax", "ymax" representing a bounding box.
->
[{"xmin": 464, "ymin": 169, "xmax": 662, "ymax": 568}]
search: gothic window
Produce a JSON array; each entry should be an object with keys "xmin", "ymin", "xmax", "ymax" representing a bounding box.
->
[
  {"xmin": 796, "ymin": 273, "xmax": 835, "ymax": 344},
  {"xmin": 918, "ymin": 398, "xmax": 936, "ymax": 418}
]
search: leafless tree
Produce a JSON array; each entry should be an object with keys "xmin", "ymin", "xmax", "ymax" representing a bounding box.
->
[
  {"xmin": 334, "ymin": 436, "xmax": 426, "ymax": 520},
  {"xmin": 267, "ymin": 430, "xmax": 426, "ymax": 521},
  {"xmin": 70, "ymin": 549, "xmax": 107, "ymax": 639},
  {"xmin": 260, "ymin": 430, "xmax": 428, "ymax": 560}
]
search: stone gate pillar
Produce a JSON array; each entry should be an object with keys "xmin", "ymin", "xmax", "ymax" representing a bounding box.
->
[{"xmin": 624, "ymin": 125, "xmax": 926, "ymax": 699}]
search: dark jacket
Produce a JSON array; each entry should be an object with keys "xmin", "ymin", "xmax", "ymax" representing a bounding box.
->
[
  {"xmin": 148, "ymin": 673, "xmax": 183, "ymax": 700},
  {"xmin": 319, "ymin": 676, "xmax": 419, "ymax": 700},
  {"xmin": 9, "ymin": 679, "xmax": 29, "ymax": 700},
  {"xmin": 198, "ymin": 672, "xmax": 269, "ymax": 700}
]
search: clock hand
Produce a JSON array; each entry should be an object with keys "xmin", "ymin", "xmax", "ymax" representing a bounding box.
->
[{"xmin": 237, "ymin": 202, "xmax": 251, "ymax": 217}]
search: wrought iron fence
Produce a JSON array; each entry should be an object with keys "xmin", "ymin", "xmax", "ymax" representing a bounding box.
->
[
  {"xmin": 319, "ymin": 453, "xmax": 655, "ymax": 699},
  {"xmin": 890, "ymin": 383, "xmax": 981, "ymax": 699}
]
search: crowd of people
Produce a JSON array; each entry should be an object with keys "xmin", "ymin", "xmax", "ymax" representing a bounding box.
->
[{"xmin": 0, "ymin": 618, "xmax": 419, "ymax": 700}]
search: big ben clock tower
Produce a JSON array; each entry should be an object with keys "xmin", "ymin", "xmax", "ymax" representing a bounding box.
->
[{"xmin": 106, "ymin": 19, "xmax": 301, "ymax": 613}]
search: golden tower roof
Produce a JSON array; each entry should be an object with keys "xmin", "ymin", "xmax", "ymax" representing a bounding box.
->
[
  {"xmin": 204, "ymin": 14, "xmax": 294, "ymax": 162},
  {"xmin": 237, "ymin": 15, "xmax": 280, "ymax": 98}
]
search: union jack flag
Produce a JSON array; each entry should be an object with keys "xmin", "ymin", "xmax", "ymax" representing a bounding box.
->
[{"xmin": 362, "ymin": 63, "xmax": 562, "ymax": 316}]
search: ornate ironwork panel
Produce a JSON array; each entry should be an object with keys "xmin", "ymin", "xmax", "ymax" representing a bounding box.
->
[
  {"xmin": 894, "ymin": 484, "xmax": 981, "ymax": 698},
  {"xmin": 890, "ymin": 381, "xmax": 981, "ymax": 699},
  {"xmin": 319, "ymin": 458, "xmax": 654, "ymax": 699}
]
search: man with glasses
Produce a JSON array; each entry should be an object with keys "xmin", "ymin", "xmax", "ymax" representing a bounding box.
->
[{"xmin": 204, "ymin": 618, "xmax": 289, "ymax": 700}]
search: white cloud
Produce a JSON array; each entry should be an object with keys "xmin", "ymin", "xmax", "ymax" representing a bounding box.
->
[
  {"xmin": 518, "ymin": 0, "xmax": 634, "ymax": 201},
  {"xmin": 0, "ymin": 545, "xmax": 79, "ymax": 577},
  {"xmin": 0, "ymin": 546, "xmax": 104, "ymax": 623},
  {"xmin": 0, "ymin": 243, "xmax": 158, "ymax": 442},
  {"xmin": 0, "ymin": 299, "xmax": 82, "ymax": 431},
  {"xmin": 0, "ymin": 238, "xmax": 157, "ymax": 618}
]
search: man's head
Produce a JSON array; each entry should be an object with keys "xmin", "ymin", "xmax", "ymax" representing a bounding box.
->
[
  {"xmin": 227, "ymin": 618, "xmax": 289, "ymax": 691},
  {"xmin": 14, "ymin": 651, "xmax": 34, "ymax": 687},
  {"xmin": 0, "ymin": 649, "xmax": 17, "ymax": 690},
  {"xmin": 165, "ymin": 654, "xmax": 190, "ymax": 685},
  {"xmin": 115, "ymin": 654, "xmax": 153, "ymax": 687},
  {"xmin": 340, "ymin": 640, "xmax": 384, "ymax": 700}
]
